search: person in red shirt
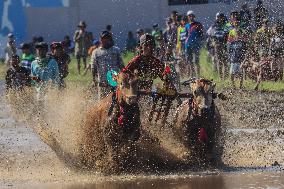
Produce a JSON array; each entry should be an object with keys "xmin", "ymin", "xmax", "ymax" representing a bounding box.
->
[{"xmin": 123, "ymin": 34, "xmax": 171, "ymax": 91}]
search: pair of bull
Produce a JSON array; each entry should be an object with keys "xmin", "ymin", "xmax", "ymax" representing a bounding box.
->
[{"xmin": 83, "ymin": 73, "xmax": 225, "ymax": 172}]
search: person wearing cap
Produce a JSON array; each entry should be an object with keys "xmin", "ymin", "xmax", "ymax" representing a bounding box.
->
[
  {"xmin": 122, "ymin": 34, "xmax": 173, "ymax": 91},
  {"xmin": 4, "ymin": 33, "xmax": 17, "ymax": 66},
  {"xmin": 207, "ymin": 12, "xmax": 229, "ymax": 80},
  {"xmin": 73, "ymin": 21, "xmax": 90, "ymax": 74},
  {"xmin": 5, "ymin": 55, "xmax": 31, "ymax": 91},
  {"xmin": 19, "ymin": 43, "xmax": 35, "ymax": 71},
  {"xmin": 185, "ymin": 10, "xmax": 204, "ymax": 78},
  {"xmin": 31, "ymin": 42, "xmax": 60, "ymax": 93},
  {"xmin": 49, "ymin": 42, "xmax": 70, "ymax": 87},
  {"xmin": 91, "ymin": 31, "xmax": 124, "ymax": 99}
]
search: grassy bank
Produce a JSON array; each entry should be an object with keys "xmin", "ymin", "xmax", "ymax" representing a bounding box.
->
[{"xmin": 0, "ymin": 50, "xmax": 283, "ymax": 91}]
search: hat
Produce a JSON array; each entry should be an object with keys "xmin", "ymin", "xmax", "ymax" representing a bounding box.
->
[
  {"xmin": 153, "ymin": 23, "xmax": 159, "ymax": 28},
  {"xmin": 92, "ymin": 39, "xmax": 100, "ymax": 46},
  {"xmin": 187, "ymin": 10, "xmax": 195, "ymax": 16},
  {"xmin": 78, "ymin": 21, "xmax": 87, "ymax": 28},
  {"xmin": 19, "ymin": 43, "xmax": 30, "ymax": 49},
  {"xmin": 50, "ymin": 42, "xmax": 62, "ymax": 49},
  {"xmin": 8, "ymin": 33, "xmax": 14, "ymax": 38},
  {"xmin": 140, "ymin": 34, "xmax": 155, "ymax": 46},
  {"xmin": 136, "ymin": 28, "xmax": 144, "ymax": 34},
  {"xmin": 35, "ymin": 42, "xmax": 48, "ymax": 49},
  {"xmin": 100, "ymin": 30, "xmax": 112, "ymax": 39}
]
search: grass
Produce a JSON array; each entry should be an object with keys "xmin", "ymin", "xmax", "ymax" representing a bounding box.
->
[{"xmin": 0, "ymin": 50, "xmax": 283, "ymax": 91}]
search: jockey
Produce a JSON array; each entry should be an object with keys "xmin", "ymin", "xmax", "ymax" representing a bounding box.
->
[{"xmin": 122, "ymin": 34, "xmax": 174, "ymax": 92}]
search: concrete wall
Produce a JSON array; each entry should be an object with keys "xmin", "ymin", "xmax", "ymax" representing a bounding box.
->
[{"xmin": 1, "ymin": 0, "xmax": 284, "ymax": 58}]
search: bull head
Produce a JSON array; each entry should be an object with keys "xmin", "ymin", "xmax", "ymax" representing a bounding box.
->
[
  {"xmin": 189, "ymin": 78, "xmax": 216, "ymax": 117},
  {"xmin": 116, "ymin": 71, "xmax": 139, "ymax": 105}
]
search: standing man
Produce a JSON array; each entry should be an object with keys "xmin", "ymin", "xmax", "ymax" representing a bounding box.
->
[
  {"xmin": 185, "ymin": 10, "xmax": 204, "ymax": 78},
  {"xmin": 254, "ymin": 0, "xmax": 268, "ymax": 30},
  {"xmin": 73, "ymin": 21, "xmax": 89, "ymax": 74},
  {"xmin": 31, "ymin": 42, "xmax": 60, "ymax": 94},
  {"xmin": 91, "ymin": 31, "xmax": 124, "ymax": 99},
  {"xmin": 49, "ymin": 42, "xmax": 70, "ymax": 88},
  {"xmin": 4, "ymin": 33, "xmax": 17, "ymax": 66},
  {"xmin": 168, "ymin": 10, "xmax": 179, "ymax": 54}
]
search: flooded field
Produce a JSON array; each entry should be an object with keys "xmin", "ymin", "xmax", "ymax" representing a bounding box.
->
[{"xmin": 0, "ymin": 81, "xmax": 284, "ymax": 188}]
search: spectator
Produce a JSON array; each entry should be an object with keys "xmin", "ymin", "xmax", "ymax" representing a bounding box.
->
[
  {"xmin": 5, "ymin": 55, "xmax": 31, "ymax": 91},
  {"xmin": 49, "ymin": 42, "xmax": 70, "ymax": 87},
  {"xmin": 254, "ymin": 0, "xmax": 268, "ymax": 29},
  {"xmin": 240, "ymin": 3, "xmax": 252, "ymax": 29},
  {"xmin": 227, "ymin": 16, "xmax": 247, "ymax": 88},
  {"xmin": 254, "ymin": 19, "xmax": 272, "ymax": 59},
  {"xmin": 91, "ymin": 31, "xmax": 124, "ymax": 99},
  {"xmin": 31, "ymin": 42, "xmax": 60, "ymax": 93},
  {"xmin": 84, "ymin": 39, "xmax": 100, "ymax": 78},
  {"xmin": 152, "ymin": 23, "xmax": 164, "ymax": 58},
  {"xmin": 207, "ymin": 13, "xmax": 228, "ymax": 80},
  {"xmin": 73, "ymin": 21, "xmax": 89, "ymax": 74},
  {"xmin": 62, "ymin": 35, "xmax": 74, "ymax": 54},
  {"xmin": 168, "ymin": 10, "xmax": 179, "ymax": 53},
  {"xmin": 176, "ymin": 15, "xmax": 188, "ymax": 58},
  {"xmin": 136, "ymin": 28, "xmax": 144, "ymax": 54},
  {"xmin": 125, "ymin": 31, "xmax": 137, "ymax": 52},
  {"xmin": 185, "ymin": 10, "xmax": 204, "ymax": 78},
  {"xmin": 19, "ymin": 43, "xmax": 35, "ymax": 71},
  {"xmin": 4, "ymin": 33, "xmax": 17, "ymax": 66},
  {"xmin": 106, "ymin": 25, "xmax": 112, "ymax": 33}
]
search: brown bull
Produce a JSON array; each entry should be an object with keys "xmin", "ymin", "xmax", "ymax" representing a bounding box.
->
[
  {"xmin": 173, "ymin": 78, "xmax": 222, "ymax": 166},
  {"xmin": 241, "ymin": 57, "xmax": 282, "ymax": 90},
  {"xmin": 82, "ymin": 72, "xmax": 141, "ymax": 172}
]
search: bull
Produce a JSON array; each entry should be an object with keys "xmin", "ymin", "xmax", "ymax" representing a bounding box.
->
[
  {"xmin": 82, "ymin": 72, "xmax": 141, "ymax": 172},
  {"xmin": 173, "ymin": 78, "xmax": 224, "ymax": 166}
]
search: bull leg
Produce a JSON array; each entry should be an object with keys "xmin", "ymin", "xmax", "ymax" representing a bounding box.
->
[
  {"xmin": 148, "ymin": 97, "xmax": 159, "ymax": 122},
  {"xmin": 160, "ymin": 99, "xmax": 173, "ymax": 127},
  {"xmin": 155, "ymin": 98, "xmax": 166, "ymax": 123}
]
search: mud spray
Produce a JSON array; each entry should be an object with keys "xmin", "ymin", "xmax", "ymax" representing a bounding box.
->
[{"xmin": 6, "ymin": 86, "xmax": 199, "ymax": 174}]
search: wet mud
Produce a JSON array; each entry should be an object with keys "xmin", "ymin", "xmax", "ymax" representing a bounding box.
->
[{"xmin": 1, "ymin": 81, "xmax": 284, "ymax": 188}]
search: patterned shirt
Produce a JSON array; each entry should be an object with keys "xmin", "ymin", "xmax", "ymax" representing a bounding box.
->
[{"xmin": 91, "ymin": 46, "xmax": 124, "ymax": 84}]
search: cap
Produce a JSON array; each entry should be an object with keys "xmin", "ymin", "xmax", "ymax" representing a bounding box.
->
[
  {"xmin": 187, "ymin": 10, "xmax": 194, "ymax": 16},
  {"xmin": 19, "ymin": 43, "xmax": 30, "ymax": 49},
  {"xmin": 140, "ymin": 34, "xmax": 155, "ymax": 46},
  {"xmin": 92, "ymin": 39, "xmax": 100, "ymax": 46},
  {"xmin": 100, "ymin": 30, "xmax": 112, "ymax": 39},
  {"xmin": 136, "ymin": 28, "xmax": 144, "ymax": 34},
  {"xmin": 35, "ymin": 42, "xmax": 48, "ymax": 49},
  {"xmin": 153, "ymin": 23, "xmax": 159, "ymax": 28},
  {"xmin": 78, "ymin": 21, "xmax": 87, "ymax": 28},
  {"xmin": 8, "ymin": 33, "xmax": 14, "ymax": 38},
  {"xmin": 50, "ymin": 42, "xmax": 63, "ymax": 49}
]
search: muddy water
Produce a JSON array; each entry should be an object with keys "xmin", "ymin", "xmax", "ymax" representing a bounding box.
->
[{"xmin": 1, "ymin": 82, "xmax": 284, "ymax": 188}]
